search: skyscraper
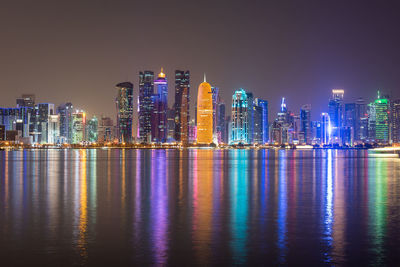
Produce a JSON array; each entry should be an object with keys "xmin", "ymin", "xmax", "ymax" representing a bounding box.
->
[
  {"xmin": 71, "ymin": 111, "xmax": 85, "ymax": 144},
  {"xmin": 344, "ymin": 103, "xmax": 356, "ymax": 145},
  {"xmin": 57, "ymin": 102, "xmax": 73, "ymax": 143},
  {"xmin": 355, "ymin": 98, "xmax": 367, "ymax": 142},
  {"xmin": 374, "ymin": 91, "xmax": 389, "ymax": 143},
  {"xmin": 320, "ymin": 112, "xmax": 330, "ymax": 145},
  {"xmin": 217, "ymin": 103, "xmax": 227, "ymax": 143},
  {"xmin": 391, "ymin": 99, "xmax": 400, "ymax": 143},
  {"xmin": 328, "ymin": 89, "xmax": 344, "ymax": 144},
  {"xmin": 231, "ymin": 89, "xmax": 249, "ymax": 144},
  {"xmin": 87, "ymin": 116, "xmax": 98, "ymax": 143},
  {"xmin": 153, "ymin": 68, "xmax": 168, "ymax": 143},
  {"xmin": 367, "ymin": 102, "xmax": 376, "ymax": 142},
  {"xmin": 37, "ymin": 103, "xmax": 55, "ymax": 144},
  {"xmin": 138, "ymin": 71, "xmax": 154, "ymax": 143},
  {"xmin": 300, "ymin": 104, "xmax": 312, "ymax": 144},
  {"xmin": 211, "ymin": 86, "xmax": 220, "ymax": 143},
  {"xmin": 254, "ymin": 99, "xmax": 268, "ymax": 144},
  {"xmin": 116, "ymin": 82, "xmax": 134, "ymax": 143},
  {"xmin": 174, "ymin": 70, "xmax": 190, "ymax": 145},
  {"xmin": 196, "ymin": 75, "xmax": 213, "ymax": 144}
]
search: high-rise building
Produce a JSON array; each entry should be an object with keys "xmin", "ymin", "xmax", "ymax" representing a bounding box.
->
[
  {"xmin": 37, "ymin": 103, "xmax": 55, "ymax": 144},
  {"xmin": 217, "ymin": 103, "xmax": 226, "ymax": 143},
  {"xmin": 98, "ymin": 116, "xmax": 114, "ymax": 142},
  {"xmin": 391, "ymin": 99, "xmax": 400, "ymax": 143},
  {"xmin": 231, "ymin": 89, "xmax": 250, "ymax": 144},
  {"xmin": 320, "ymin": 113, "xmax": 331, "ymax": 145},
  {"xmin": 355, "ymin": 98, "xmax": 367, "ymax": 142},
  {"xmin": 367, "ymin": 102, "xmax": 376, "ymax": 142},
  {"xmin": 0, "ymin": 125, "xmax": 5, "ymax": 141},
  {"xmin": 211, "ymin": 86, "xmax": 220, "ymax": 143},
  {"xmin": 344, "ymin": 103, "xmax": 356, "ymax": 145},
  {"xmin": 328, "ymin": 89, "xmax": 344, "ymax": 144},
  {"xmin": 116, "ymin": 82, "xmax": 134, "ymax": 143},
  {"xmin": 48, "ymin": 114, "xmax": 60, "ymax": 144},
  {"xmin": 174, "ymin": 70, "xmax": 190, "ymax": 145},
  {"xmin": 139, "ymin": 71, "xmax": 154, "ymax": 143},
  {"xmin": 374, "ymin": 91, "xmax": 389, "ymax": 143},
  {"xmin": 166, "ymin": 108, "xmax": 176, "ymax": 143},
  {"xmin": 153, "ymin": 68, "xmax": 168, "ymax": 143},
  {"xmin": 57, "ymin": 102, "xmax": 73, "ymax": 143},
  {"xmin": 16, "ymin": 94, "xmax": 35, "ymax": 108},
  {"xmin": 254, "ymin": 99, "xmax": 268, "ymax": 144},
  {"xmin": 300, "ymin": 104, "xmax": 312, "ymax": 144},
  {"xmin": 87, "ymin": 116, "xmax": 98, "ymax": 143},
  {"xmin": 196, "ymin": 76, "xmax": 213, "ymax": 144},
  {"xmin": 71, "ymin": 111, "xmax": 86, "ymax": 144}
]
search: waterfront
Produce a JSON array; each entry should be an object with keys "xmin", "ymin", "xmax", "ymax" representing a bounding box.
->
[{"xmin": 1, "ymin": 149, "xmax": 400, "ymax": 266}]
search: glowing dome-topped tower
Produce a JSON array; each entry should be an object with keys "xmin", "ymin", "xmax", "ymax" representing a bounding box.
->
[{"xmin": 196, "ymin": 74, "xmax": 213, "ymax": 144}]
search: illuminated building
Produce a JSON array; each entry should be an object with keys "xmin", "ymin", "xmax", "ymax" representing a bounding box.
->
[
  {"xmin": 300, "ymin": 104, "xmax": 312, "ymax": 144},
  {"xmin": 355, "ymin": 98, "xmax": 367, "ymax": 142},
  {"xmin": 196, "ymin": 75, "xmax": 213, "ymax": 144},
  {"xmin": 57, "ymin": 102, "xmax": 73, "ymax": 143},
  {"xmin": 216, "ymin": 102, "xmax": 226, "ymax": 143},
  {"xmin": 153, "ymin": 68, "xmax": 168, "ymax": 143},
  {"xmin": 231, "ymin": 89, "xmax": 250, "ymax": 144},
  {"xmin": 72, "ymin": 111, "xmax": 86, "ymax": 144},
  {"xmin": 87, "ymin": 116, "xmax": 98, "ymax": 143},
  {"xmin": 37, "ymin": 103, "xmax": 55, "ymax": 144},
  {"xmin": 139, "ymin": 71, "xmax": 154, "ymax": 143},
  {"xmin": 48, "ymin": 114, "xmax": 60, "ymax": 144},
  {"xmin": 344, "ymin": 103, "xmax": 356, "ymax": 145},
  {"xmin": 253, "ymin": 104, "xmax": 263, "ymax": 144},
  {"xmin": 98, "ymin": 116, "xmax": 113, "ymax": 142},
  {"xmin": 211, "ymin": 86, "xmax": 226, "ymax": 144},
  {"xmin": 189, "ymin": 119, "xmax": 197, "ymax": 143},
  {"xmin": 166, "ymin": 108, "xmax": 176, "ymax": 143},
  {"xmin": 374, "ymin": 91, "xmax": 389, "ymax": 143},
  {"xmin": 16, "ymin": 94, "xmax": 35, "ymax": 108},
  {"xmin": 391, "ymin": 99, "xmax": 400, "ymax": 143},
  {"xmin": 367, "ymin": 102, "xmax": 376, "ymax": 142},
  {"xmin": 328, "ymin": 89, "xmax": 344, "ymax": 144},
  {"xmin": 246, "ymin": 92, "xmax": 254, "ymax": 144},
  {"xmin": 174, "ymin": 70, "xmax": 190, "ymax": 145},
  {"xmin": 116, "ymin": 82, "xmax": 134, "ymax": 143},
  {"xmin": 0, "ymin": 125, "xmax": 4, "ymax": 141},
  {"xmin": 255, "ymin": 98, "xmax": 268, "ymax": 143},
  {"xmin": 320, "ymin": 113, "xmax": 331, "ymax": 145}
]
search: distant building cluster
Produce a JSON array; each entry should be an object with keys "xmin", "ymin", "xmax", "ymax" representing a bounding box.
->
[
  {"xmin": 1, "ymin": 72, "xmax": 400, "ymax": 147},
  {"xmin": 269, "ymin": 90, "xmax": 399, "ymax": 146}
]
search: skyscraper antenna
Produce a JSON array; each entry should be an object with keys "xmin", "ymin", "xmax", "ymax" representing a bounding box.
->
[{"xmin": 204, "ymin": 73, "xmax": 206, "ymax": 83}]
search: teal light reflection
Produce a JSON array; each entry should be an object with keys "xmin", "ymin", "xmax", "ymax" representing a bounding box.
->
[{"xmin": 230, "ymin": 150, "xmax": 248, "ymax": 264}]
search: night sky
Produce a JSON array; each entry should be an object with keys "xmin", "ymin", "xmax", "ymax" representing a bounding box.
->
[{"xmin": 1, "ymin": 0, "xmax": 399, "ymax": 120}]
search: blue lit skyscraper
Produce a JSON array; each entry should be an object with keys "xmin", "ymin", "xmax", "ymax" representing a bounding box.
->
[
  {"xmin": 300, "ymin": 104, "xmax": 312, "ymax": 144},
  {"xmin": 116, "ymin": 82, "xmax": 134, "ymax": 143},
  {"xmin": 139, "ymin": 71, "xmax": 155, "ymax": 143},
  {"xmin": 57, "ymin": 102, "xmax": 73, "ymax": 143},
  {"xmin": 328, "ymin": 89, "xmax": 344, "ymax": 144},
  {"xmin": 254, "ymin": 98, "xmax": 268, "ymax": 144},
  {"xmin": 320, "ymin": 112, "xmax": 330, "ymax": 145}
]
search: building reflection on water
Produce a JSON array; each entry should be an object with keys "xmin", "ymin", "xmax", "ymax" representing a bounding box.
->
[{"xmin": 0, "ymin": 149, "xmax": 400, "ymax": 266}]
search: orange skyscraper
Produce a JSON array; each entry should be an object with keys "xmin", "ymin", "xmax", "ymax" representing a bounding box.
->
[{"xmin": 196, "ymin": 75, "xmax": 213, "ymax": 144}]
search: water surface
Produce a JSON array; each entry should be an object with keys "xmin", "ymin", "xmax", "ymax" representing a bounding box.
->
[{"xmin": 1, "ymin": 149, "xmax": 400, "ymax": 266}]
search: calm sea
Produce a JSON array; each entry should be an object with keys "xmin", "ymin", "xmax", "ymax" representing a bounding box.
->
[{"xmin": 1, "ymin": 149, "xmax": 400, "ymax": 266}]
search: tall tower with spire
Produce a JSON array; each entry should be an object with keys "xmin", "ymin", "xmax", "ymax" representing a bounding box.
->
[
  {"xmin": 153, "ymin": 68, "xmax": 168, "ymax": 143},
  {"xmin": 196, "ymin": 74, "xmax": 213, "ymax": 144}
]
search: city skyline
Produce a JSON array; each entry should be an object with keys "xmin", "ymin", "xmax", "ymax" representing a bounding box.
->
[{"xmin": 1, "ymin": 1, "xmax": 400, "ymax": 120}]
